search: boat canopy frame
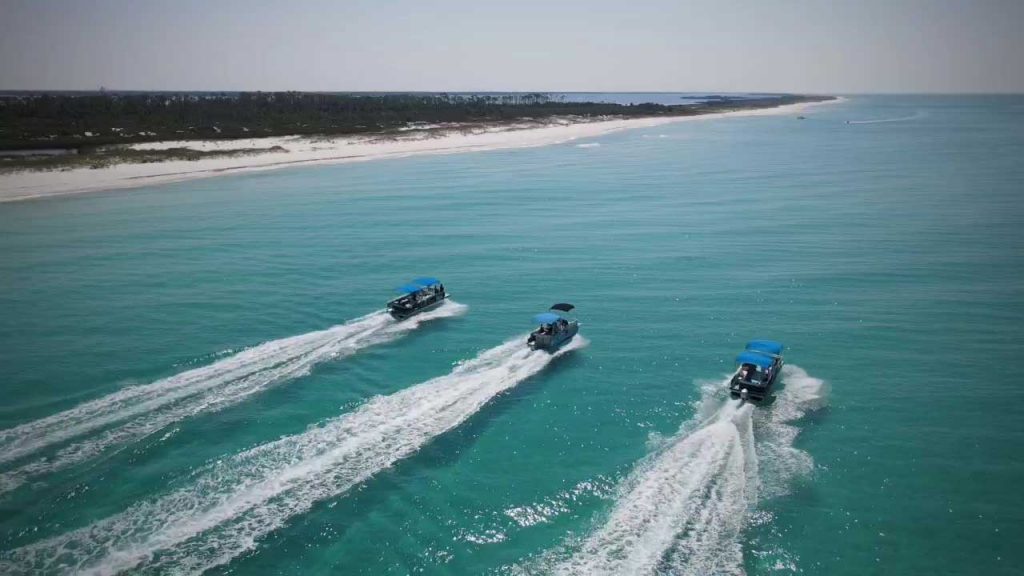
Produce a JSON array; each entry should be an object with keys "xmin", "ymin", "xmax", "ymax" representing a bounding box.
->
[
  {"xmin": 394, "ymin": 277, "xmax": 443, "ymax": 295},
  {"xmin": 533, "ymin": 303, "xmax": 577, "ymax": 326},
  {"xmin": 533, "ymin": 312, "xmax": 563, "ymax": 325},
  {"xmin": 745, "ymin": 340, "xmax": 784, "ymax": 357},
  {"xmin": 736, "ymin": 351, "xmax": 774, "ymax": 369}
]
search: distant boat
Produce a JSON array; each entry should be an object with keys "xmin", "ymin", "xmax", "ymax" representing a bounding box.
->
[
  {"xmin": 797, "ymin": 116, "xmax": 807, "ymax": 120},
  {"xmin": 387, "ymin": 277, "xmax": 448, "ymax": 319}
]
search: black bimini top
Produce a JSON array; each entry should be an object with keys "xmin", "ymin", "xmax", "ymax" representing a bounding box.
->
[{"xmin": 550, "ymin": 303, "xmax": 575, "ymax": 313}]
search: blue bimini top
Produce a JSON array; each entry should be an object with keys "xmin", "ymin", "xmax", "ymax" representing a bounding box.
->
[
  {"xmin": 745, "ymin": 340, "xmax": 784, "ymax": 356},
  {"xmin": 736, "ymin": 351, "xmax": 774, "ymax": 369},
  {"xmin": 533, "ymin": 312, "xmax": 562, "ymax": 325},
  {"xmin": 396, "ymin": 283, "xmax": 426, "ymax": 294},
  {"xmin": 396, "ymin": 277, "xmax": 442, "ymax": 294}
]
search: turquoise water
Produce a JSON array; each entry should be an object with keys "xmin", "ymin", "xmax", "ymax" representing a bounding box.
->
[{"xmin": 1, "ymin": 95, "xmax": 1022, "ymax": 575}]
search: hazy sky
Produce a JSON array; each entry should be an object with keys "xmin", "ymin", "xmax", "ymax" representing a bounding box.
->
[{"xmin": 1, "ymin": 0, "xmax": 1022, "ymax": 93}]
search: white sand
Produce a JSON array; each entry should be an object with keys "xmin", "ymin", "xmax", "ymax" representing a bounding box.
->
[{"xmin": 0, "ymin": 99, "xmax": 838, "ymax": 203}]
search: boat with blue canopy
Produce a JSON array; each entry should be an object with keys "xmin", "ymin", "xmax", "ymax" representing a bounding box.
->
[
  {"xmin": 729, "ymin": 340, "xmax": 785, "ymax": 401},
  {"xmin": 527, "ymin": 303, "xmax": 579, "ymax": 352},
  {"xmin": 386, "ymin": 277, "xmax": 448, "ymax": 319},
  {"xmin": 745, "ymin": 340, "xmax": 784, "ymax": 357}
]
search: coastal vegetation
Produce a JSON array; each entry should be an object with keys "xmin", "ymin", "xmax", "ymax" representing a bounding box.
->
[{"xmin": 0, "ymin": 92, "xmax": 832, "ymax": 171}]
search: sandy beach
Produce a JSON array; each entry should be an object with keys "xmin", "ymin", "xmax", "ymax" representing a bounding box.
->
[{"xmin": 0, "ymin": 99, "xmax": 838, "ymax": 203}]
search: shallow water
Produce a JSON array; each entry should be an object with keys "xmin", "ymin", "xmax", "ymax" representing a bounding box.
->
[{"xmin": 1, "ymin": 95, "xmax": 1022, "ymax": 575}]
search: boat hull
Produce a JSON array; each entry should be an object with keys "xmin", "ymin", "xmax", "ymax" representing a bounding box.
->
[
  {"xmin": 527, "ymin": 322, "xmax": 578, "ymax": 352},
  {"xmin": 388, "ymin": 294, "xmax": 448, "ymax": 320},
  {"xmin": 729, "ymin": 361, "xmax": 783, "ymax": 401}
]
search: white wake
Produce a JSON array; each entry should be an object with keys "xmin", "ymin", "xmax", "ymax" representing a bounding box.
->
[
  {"xmin": 0, "ymin": 301, "xmax": 467, "ymax": 494},
  {"xmin": 846, "ymin": 111, "xmax": 926, "ymax": 124},
  {"xmin": 2, "ymin": 335, "xmax": 586, "ymax": 576},
  {"xmin": 553, "ymin": 365, "xmax": 827, "ymax": 576}
]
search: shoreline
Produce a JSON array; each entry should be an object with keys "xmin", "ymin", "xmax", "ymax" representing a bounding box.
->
[{"xmin": 0, "ymin": 98, "xmax": 840, "ymax": 203}]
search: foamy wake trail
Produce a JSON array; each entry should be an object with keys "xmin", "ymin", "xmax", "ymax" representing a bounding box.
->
[
  {"xmin": 847, "ymin": 110, "xmax": 926, "ymax": 124},
  {"xmin": 0, "ymin": 302, "xmax": 467, "ymax": 494},
  {"xmin": 2, "ymin": 335, "xmax": 586, "ymax": 576},
  {"xmin": 553, "ymin": 365, "xmax": 826, "ymax": 576}
]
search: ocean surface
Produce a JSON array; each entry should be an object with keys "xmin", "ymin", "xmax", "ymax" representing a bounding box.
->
[{"xmin": 1, "ymin": 95, "xmax": 1022, "ymax": 575}]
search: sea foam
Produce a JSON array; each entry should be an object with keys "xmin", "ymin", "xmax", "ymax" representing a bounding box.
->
[
  {"xmin": 544, "ymin": 365, "xmax": 826, "ymax": 575},
  {"xmin": 2, "ymin": 335, "xmax": 585, "ymax": 575},
  {"xmin": 0, "ymin": 301, "xmax": 467, "ymax": 494}
]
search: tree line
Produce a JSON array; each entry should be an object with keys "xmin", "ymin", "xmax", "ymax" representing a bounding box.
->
[{"xmin": 0, "ymin": 92, "xmax": 827, "ymax": 150}]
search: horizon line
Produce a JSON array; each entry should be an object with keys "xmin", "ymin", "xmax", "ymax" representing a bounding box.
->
[{"xmin": 1, "ymin": 88, "xmax": 1022, "ymax": 96}]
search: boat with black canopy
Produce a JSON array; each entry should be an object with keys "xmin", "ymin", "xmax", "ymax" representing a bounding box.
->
[
  {"xmin": 386, "ymin": 277, "xmax": 448, "ymax": 320},
  {"xmin": 728, "ymin": 340, "xmax": 785, "ymax": 401},
  {"xmin": 527, "ymin": 303, "xmax": 579, "ymax": 352}
]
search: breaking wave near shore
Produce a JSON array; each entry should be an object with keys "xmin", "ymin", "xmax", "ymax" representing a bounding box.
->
[
  {"xmin": 0, "ymin": 301, "xmax": 466, "ymax": 495},
  {"xmin": 544, "ymin": 365, "xmax": 827, "ymax": 576},
  {"xmin": 1, "ymin": 335, "xmax": 585, "ymax": 575}
]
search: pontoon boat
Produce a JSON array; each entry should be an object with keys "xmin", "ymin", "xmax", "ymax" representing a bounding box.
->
[
  {"xmin": 729, "ymin": 340, "xmax": 785, "ymax": 401},
  {"xmin": 527, "ymin": 303, "xmax": 579, "ymax": 352},
  {"xmin": 387, "ymin": 277, "xmax": 448, "ymax": 320}
]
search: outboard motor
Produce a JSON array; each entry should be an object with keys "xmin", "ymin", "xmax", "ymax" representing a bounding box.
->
[{"xmin": 528, "ymin": 331, "xmax": 551, "ymax": 350}]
